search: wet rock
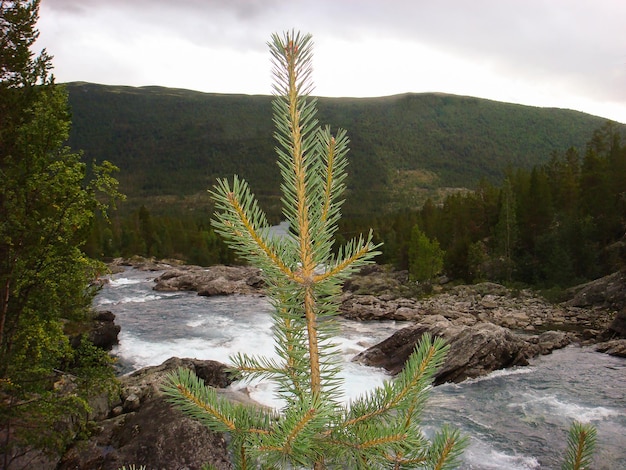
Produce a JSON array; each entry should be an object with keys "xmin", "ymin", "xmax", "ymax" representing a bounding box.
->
[
  {"xmin": 607, "ymin": 308, "xmax": 626, "ymax": 338},
  {"xmin": 58, "ymin": 358, "xmax": 234, "ymax": 470},
  {"xmin": 527, "ymin": 330, "xmax": 576, "ymax": 355},
  {"xmin": 154, "ymin": 264, "xmax": 265, "ymax": 295},
  {"xmin": 595, "ymin": 339, "xmax": 626, "ymax": 358},
  {"xmin": 353, "ymin": 319, "xmax": 533, "ymax": 385},
  {"xmin": 88, "ymin": 310, "xmax": 121, "ymax": 350}
]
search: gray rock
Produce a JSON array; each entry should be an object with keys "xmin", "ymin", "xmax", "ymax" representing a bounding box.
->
[
  {"xmin": 70, "ymin": 310, "xmax": 121, "ymax": 351},
  {"xmin": 123, "ymin": 393, "xmax": 141, "ymax": 412},
  {"xmin": 607, "ymin": 308, "xmax": 626, "ymax": 338},
  {"xmin": 154, "ymin": 265, "xmax": 264, "ymax": 296},
  {"xmin": 563, "ymin": 270, "xmax": 626, "ymax": 310},
  {"xmin": 595, "ymin": 339, "xmax": 626, "ymax": 357},
  {"xmin": 353, "ymin": 320, "xmax": 533, "ymax": 385},
  {"xmin": 58, "ymin": 358, "xmax": 234, "ymax": 470},
  {"xmin": 527, "ymin": 330, "xmax": 576, "ymax": 355}
]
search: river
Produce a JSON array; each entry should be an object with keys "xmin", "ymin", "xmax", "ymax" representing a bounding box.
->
[{"xmin": 95, "ymin": 267, "xmax": 626, "ymax": 469}]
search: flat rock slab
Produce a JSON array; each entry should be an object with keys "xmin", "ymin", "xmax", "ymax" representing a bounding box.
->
[{"xmin": 153, "ymin": 264, "xmax": 265, "ymax": 296}]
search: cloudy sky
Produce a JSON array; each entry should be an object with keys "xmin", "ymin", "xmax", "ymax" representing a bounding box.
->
[{"xmin": 37, "ymin": 0, "xmax": 626, "ymax": 123}]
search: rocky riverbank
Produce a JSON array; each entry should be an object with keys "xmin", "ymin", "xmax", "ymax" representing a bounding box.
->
[
  {"xmin": 105, "ymin": 258, "xmax": 626, "ymax": 366},
  {"xmin": 58, "ymin": 358, "xmax": 234, "ymax": 470},
  {"xmin": 342, "ymin": 265, "xmax": 625, "ymax": 381},
  {"xmin": 47, "ymin": 260, "xmax": 623, "ymax": 470}
]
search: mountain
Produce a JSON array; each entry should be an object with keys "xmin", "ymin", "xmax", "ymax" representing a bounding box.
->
[{"xmin": 65, "ymin": 82, "xmax": 619, "ymax": 218}]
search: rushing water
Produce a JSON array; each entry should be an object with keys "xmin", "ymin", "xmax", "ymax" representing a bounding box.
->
[{"xmin": 95, "ymin": 268, "xmax": 626, "ymax": 469}]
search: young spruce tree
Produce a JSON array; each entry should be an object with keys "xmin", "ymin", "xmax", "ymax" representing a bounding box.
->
[{"xmin": 164, "ymin": 31, "xmax": 466, "ymax": 469}]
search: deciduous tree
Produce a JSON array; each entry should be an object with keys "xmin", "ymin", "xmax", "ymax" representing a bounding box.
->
[{"xmin": 408, "ymin": 224, "xmax": 445, "ymax": 283}]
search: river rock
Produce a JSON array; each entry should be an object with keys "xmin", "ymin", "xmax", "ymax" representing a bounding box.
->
[
  {"xmin": 58, "ymin": 358, "xmax": 234, "ymax": 470},
  {"xmin": 606, "ymin": 308, "xmax": 626, "ymax": 338},
  {"xmin": 68, "ymin": 310, "xmax": 121, "ymax": 351},
  {"xmin": 109, "ymin": 256, "xmax": 184, "ymax": 272},
  {"xmin": 154, "ymin": 264, "xmax": 265, "ymax": 295},
  {"xmin": 526, "ymin": 330, "xmax": 576, "ymax": 355},
  {"xmin": 563, "ymin": 270, "xmax": 626, "ymax": 310},
  {"xmin": 341, "ymin": 275, "xmax": 615, "ymax": 337},
  {"xmin": 343, "ymin": 265, "xmax": 413, "ymax": 297},
  {"xmin": 88, "ymin": 310, "xmax": 121, "ymax": 350},
  {"xmin": 595, "ymin": 339, "xmax": 626, "ymax": 357},
  {"xmin": 353, "ymin": 319, "xmax": 535, "ymax": 385}
]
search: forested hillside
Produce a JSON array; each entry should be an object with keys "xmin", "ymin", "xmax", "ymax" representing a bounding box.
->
[
  {"xmin": 353, "ymin": 122, "xmax": 626, "ymax": 288},
  {"xmin": 66, "ymin": 82, "xmax": 619, "ymax": 218}
]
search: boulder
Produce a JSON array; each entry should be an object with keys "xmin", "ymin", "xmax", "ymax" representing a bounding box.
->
[
  {"xmin": 607, "ymin": 308, "xmax": 626, "ymax": 338},
  {"xmin": 595, "ymin": 339, "xmax": 626, "ymax": 358},
  {"xmin": 353, "ymin": 319, "xmax": 534, "ymax": 385},
  {"xmin": 154, "ymin": 265, "xmax": 265, "ymax": 295},
  {"xmin": 68, "ymin": 310, "xmax": 120, "ymax": 351},
  {"xmin": 198, "ymin": 276, "xmax": 250, "ymax": 297},
  {"xmin": 58, "ymin": 358, "xmax": 234, "ymax": 470},
  {"xmin": 88, "ymin": 310, "xmax": 121, "ymax": 350},
  {"xmin": 342, "ymin": 265, "xmax": 415, "ymax": 297},
  {"xmin": 526, "ymin": 330, "xmax": 576, "ymax": 355},
  {"xmin": 563, "ymin": 270, "xmax": 626, "ymax": 310}
]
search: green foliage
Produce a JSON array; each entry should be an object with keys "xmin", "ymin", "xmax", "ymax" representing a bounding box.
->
[
  {"xmin": 1, "ymin": 1, "xmax": 121, "ymax": 464},
  {"xmin": 408, "ymin": 225, "xmax": 444, "ymax": 283},
  {"xmin": 63, "ymin": 77, "xmax": 619, "ymax": 220},
  {"xmin": 562, "ymin": 421, "xmax": 597, "ymax": 470},
  {"xmin": 0, "ymin": 379, "xmax": 90, "ymax": 460},
  {"xmin": 164, "ymin": 31, "xmax": 466, "ymax": 469},
  {"xmin": 84, "ymin": 209, "xmax": 236, "ymax": 265},
  {"xmin": 367, "ymin": 121, "xmax": 625, "ymax": 288}
]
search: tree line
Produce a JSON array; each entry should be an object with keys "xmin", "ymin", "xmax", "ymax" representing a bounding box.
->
[
  {"xmin": 86, "ymin": 121, "xmax": 625, "ymax": 292},
  {"xmin": 84, "ymin": 207, "xmax": 236, "ymax": 266},
  {"xmin": 363, "ymin": 121, "xmax": 625, "ymax": 288}
]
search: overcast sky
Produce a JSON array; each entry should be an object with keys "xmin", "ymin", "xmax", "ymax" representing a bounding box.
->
[{"xmin": 37, "ymin": 0, "xmax": 626, "ymax": 123}]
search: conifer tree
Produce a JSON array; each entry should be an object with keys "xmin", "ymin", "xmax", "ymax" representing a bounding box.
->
[
  {"xmin": 562, "ymin": 422, "xmax": 597, "ymax": 470},
  {"xmin": 1, "ymin": 1, "xmax": 122, "ymax": 465},
  {"xmin": 408, "ymin": 224, "xmax": 445, "ymax": 283},
  {"xmin": 493, "ymin": 177, "xmax": 517, "ymax": 282},
  {"xmin": 164, "ymin": 31, "xmax": 466, "ymax": 469}
]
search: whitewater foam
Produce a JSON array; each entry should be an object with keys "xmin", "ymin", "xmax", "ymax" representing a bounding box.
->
[
  {"xmin": 109, "ymin": 276, "xmax": 146, "ymax": 286},
  {"xmin": 463, "ymin": 444, "xmax": 540, "ymax": 470},
  {"xmin": 508, "ymin": 393, "xmax": 622, "ymax": 423},
  {"xmin": 463, "ymin": 366, "xmax": 536, "ymax": 384}
]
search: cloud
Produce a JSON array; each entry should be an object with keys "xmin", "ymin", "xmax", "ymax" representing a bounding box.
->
[{"xmin": 37, "ymin": 0, "xmax": 626, "ymax": 122}]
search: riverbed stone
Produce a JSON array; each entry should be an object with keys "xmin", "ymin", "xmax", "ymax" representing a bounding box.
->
[
  {"xmin": 154, "ymin": 264, "xmax": 265, "ymax": 295},
  {"xmin": 595, "ymin": 339, "xmax": 626, "ymax": 357},
  {"xmin": 353, "ymin": 319, "xmax": 533, "ymax": 385},
  {"xmin": 58, "ymin": 358, "xmax": 234, "ymax": 470},
  {"xmin": 607, "ymin": 308, "xmax": 626, "ymax": 338}
]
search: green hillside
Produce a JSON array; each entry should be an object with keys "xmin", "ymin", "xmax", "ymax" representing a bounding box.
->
[{"xmin": 65, "ymin": 82, "xmax": 619, "ymax": 218}]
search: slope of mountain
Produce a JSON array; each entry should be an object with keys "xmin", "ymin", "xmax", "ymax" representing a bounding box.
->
[{"xmin": 65, "ymin": 82, "xmax": 619, "ymax": 217}]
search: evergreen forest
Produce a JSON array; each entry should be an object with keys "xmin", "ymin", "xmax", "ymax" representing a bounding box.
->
[
  {"xmin": 66, "ymin": 82, "xmax": 615, "ymax": 218},
  {"xmin": 72, "ymin": 84, "xmax": 626, "ymax": 290}
]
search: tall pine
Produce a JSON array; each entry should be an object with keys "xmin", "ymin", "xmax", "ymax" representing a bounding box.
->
[{"xmin": 1, "ymin": 1, "xmax": 121, "ymax": 464}]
